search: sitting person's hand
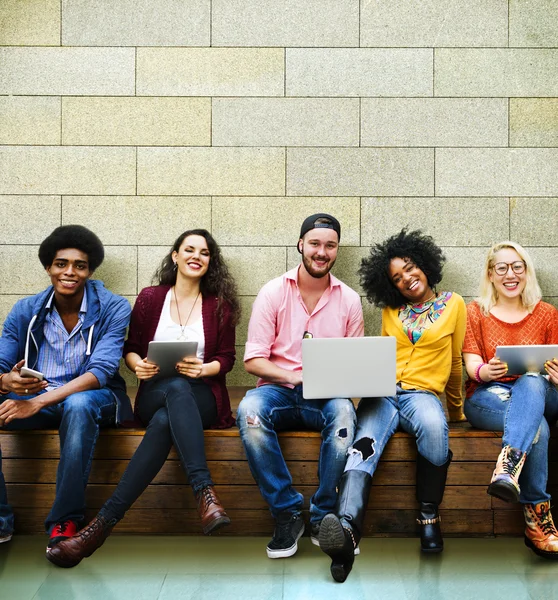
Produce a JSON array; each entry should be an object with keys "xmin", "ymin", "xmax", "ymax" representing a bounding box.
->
[
  {"xmin": 134, "ymin": 357, "xmax": 160, "ymax": 381},
  {"xmin": 1, "ymin": 359, "xmax": 48, "ymax": 396},
  {"xmin": 176, "ymin": 357, "xmax": 204, "ymax": 379}
]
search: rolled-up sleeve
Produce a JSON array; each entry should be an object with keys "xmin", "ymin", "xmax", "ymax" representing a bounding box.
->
[{"xmin": 244, "ymin": 285, "xmax": 277, "ymax": 362}]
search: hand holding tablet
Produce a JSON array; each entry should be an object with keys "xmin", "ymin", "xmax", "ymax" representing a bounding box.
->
[{"xmin": 146, "ymin": 341, "xmax": 199, "ymax": 379}]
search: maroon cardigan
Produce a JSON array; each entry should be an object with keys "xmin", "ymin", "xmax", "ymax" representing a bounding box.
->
[{"xmin": 124, "ymin": 285, "xmax": 235, "ymax": 429}]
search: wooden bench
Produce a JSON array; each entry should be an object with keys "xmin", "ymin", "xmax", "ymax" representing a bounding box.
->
[{"xmin": 1, "ymin": 386, "xmax": 555, "ymax": 537}]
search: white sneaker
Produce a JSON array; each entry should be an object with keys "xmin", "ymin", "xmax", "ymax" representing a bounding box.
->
[{"xmin": 0, "ymin": 532, "xmax": 13, "ymax": 544}]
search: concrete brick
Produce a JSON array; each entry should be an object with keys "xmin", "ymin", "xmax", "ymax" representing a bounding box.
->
[
  {"xmin": 137, "ymin": 246, "xmax": 169, "ymax": 292},
  {"xmin": 529, "ymin": 247, "xmax": 558, "ymax": 295},
  {"xmin": 137, "ymin": 148, "xmax": 285, "ymax": 196},
  {"xmin": 436, "ymin": 149, "xmax": 558, "ymax": 197},
  {"xmin": 0, "ymin": 196, "xmax": 61, "ymax": 244},
  {"xmin": 361, "ymin": 99, "xmax": 508, "ymax": 147},
  {"xmin": 93, "ymin": 246, "xmax": 137, "ymax": 296},
  {"xmin": 212, "ymin": 98, "xmax": 359, "ymax": 147},
  {"xmin": 510, "ymin": 0, "xmax": 558, "ymax": 47},
  {"xmin": 222, "ymin": 247, "xmax": 287, "ymax": 296},
  {"xmin": 287, "ymin": 148, "xmax": 433, "ymax": 197},
  {"xmin": 212, "ymin": 197, "xmax": 360, "ymax": 246},
  {"xmin": 0, "ymin": 48, "xmax": 135, "ymax": 96},
  {"xmin": 62, "ymin": 97, "xmax": 210, "ymax": 147},
  {"xmin": 228, "ymin": 356, "xmax": 257, "ymax": 387},
  {"xmin": 212, "ymin": 0, "xmax": 358, "ymax": 47},
  {"xmin": 236, "ymin": 296, "xmax": 256, "ymax": 347},
  {"xmin": 62, "ymin": 196, "xmax": 212, "ymax": 246},
  {"xmin": 137, "ymin": 48, "xmax": 284, "ymax": 97},
  {"xmin": 362, "ymin": 301, "xmax": 382, "ymax": 337},
  {"xmin": 62, "ymin": 0, "xmax": 210, "ymax": 46},
  {"xmin": 510, "ymin": 198, "xmax": 558, "ymax": 246},
  {"xmin": 287, "ymin": 246, "xmax": 368, "ymax": 294},
  {"xmin": 0, "ymin": 246, "xmax": 49, "ymax": 295},
  {"xmin": 361, "ymin": 0, "xmax": 507, "ymax": 48},
  {"xmin": 435, "ymin": 49, "xmax": 558, "ymax": 97},
  {"xmin": 0, "ymin": 96, "xmax": 60, "ymax": 145},
  {"xmin": 510, "ymin": 99, "xmax": 558, "ymax": 147},
  {"xmin": 286, "ymin": 49, "xmax": 432, "ymax": 97},
  {"xmin": 361, "ymin": 197, "xmax": 509, "ymax": 247},
  {"xmin": 0, "ymin": 0, "xmax": 60, "ymax": 46},
  {"xmin": 0, "ymin": 147, "xmax": 136, "ymax": 195},
  {"xmin": 439, "ymin": 247, "xmax": 488, "ymax": 298}
]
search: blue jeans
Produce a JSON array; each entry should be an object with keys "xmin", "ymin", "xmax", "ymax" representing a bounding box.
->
[
  {"xmin": 464, "ymin": 374, "xmax": 558, "ymax": 505},
  {"xmin": 237, "ymin": 384, "xmax": 356, "ymax": 524},
  {"xmin": 345, "ymin": 388, "xmax": 449, "ymax": 474},
  {"xmin": 0, "ymin": 388, "xmax": 116, "ymax": 532},
  {"xmin": 100, "ymin": 377, "xmax": 217, "ymax": 522}
]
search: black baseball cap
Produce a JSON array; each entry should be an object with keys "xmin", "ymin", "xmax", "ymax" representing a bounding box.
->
[{"xmin": 298, "ymin": 213, "xmax": 341, "ymax": 246}]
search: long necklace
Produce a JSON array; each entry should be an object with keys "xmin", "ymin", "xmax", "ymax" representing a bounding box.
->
[{"xmin": 173, "ymin": 287, "xmax": 201, "ymax": 341}]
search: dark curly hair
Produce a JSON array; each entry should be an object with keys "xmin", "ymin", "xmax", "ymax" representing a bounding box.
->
[
  {"xmin": 38, "ymin": 225, "xmax": 105, "ymax": 271},
  {"xmin": 154, "ymin": 229, "xmax": 241, "ymax": 326},
  {"xmin": 359, "ymin": 229, "xmax": 445, "ymax": 309}
]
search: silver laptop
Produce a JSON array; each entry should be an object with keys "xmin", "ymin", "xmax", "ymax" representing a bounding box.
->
[
  {"xmin": 496, "ymin": 345, "xmax": 558, "ymax": 376},
  {"xmin": 302, "ymin": 336, "xmax": 396, "ymax": 400}
]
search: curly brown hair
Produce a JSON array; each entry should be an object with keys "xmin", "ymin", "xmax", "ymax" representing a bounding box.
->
[{"xmin": 154, "ymin": 229, "xmax": 241, "ymax": 326}]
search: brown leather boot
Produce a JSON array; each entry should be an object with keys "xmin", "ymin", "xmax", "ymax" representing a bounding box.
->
[
  {"xmin": 524, "ymin": 501, "xmax": 558, "ymax": 559},
  {"xmin": 46, "ymin": 515, "xmax": 116, "ymax": 568},
  {"xmin": 196, "ymin": 485, "xmax": 231, "ymax": 535}
]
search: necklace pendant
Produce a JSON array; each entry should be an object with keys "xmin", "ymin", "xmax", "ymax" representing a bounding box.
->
[{"xmin": 177, "ymin": 331, "xmax": 188, "ymax": 341}]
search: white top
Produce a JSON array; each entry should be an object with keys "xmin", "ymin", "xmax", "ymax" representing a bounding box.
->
[{"xmin": 153, "ymin": 289, "xmax": 205, "ymax": 360}]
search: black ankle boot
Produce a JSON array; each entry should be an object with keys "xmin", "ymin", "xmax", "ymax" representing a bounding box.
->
[
  {"xmin": 319, "ymin": 470, "xmax": 372, "ymax": 583},
  {"xmin": 416, "ymin": 451, "xmax": 452, "ymax": 553}
]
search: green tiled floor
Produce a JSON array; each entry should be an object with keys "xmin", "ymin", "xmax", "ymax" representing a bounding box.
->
[{"xmin": 0, "ymin": 535, "xmax": 555, "ymax": 600}]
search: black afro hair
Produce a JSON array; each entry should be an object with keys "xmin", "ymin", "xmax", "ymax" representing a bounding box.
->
[
  {"xmin": 359, "ymin": 228, "xmax": 445, "ymax": 309},
  {"xmin": 38, "ymin": 225, "xmax": 105, "ymax": 271}
]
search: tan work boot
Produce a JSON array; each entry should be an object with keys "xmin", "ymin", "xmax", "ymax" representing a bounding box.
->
[
  {"xmin": 487, "ymin": 445, "xmax": 526, "ymax": 503},
  {"xmin": 524, "ymin": 501, "xmax": 558, "ymax": 559}
]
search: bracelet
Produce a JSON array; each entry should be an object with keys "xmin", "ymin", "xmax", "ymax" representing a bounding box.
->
[{"xmin": 474, "ymin": 363, "xmax": 487, "ymax": 383}]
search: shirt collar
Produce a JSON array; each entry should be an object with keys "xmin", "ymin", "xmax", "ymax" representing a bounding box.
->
[{"xmin": 45, "ymin": 287, "xmax": 88, "ymax": 315}]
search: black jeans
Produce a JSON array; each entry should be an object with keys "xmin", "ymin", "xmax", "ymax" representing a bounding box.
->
[{"xmin": 100, "ymin": 376, "xmax": 217, "ymax": 522}]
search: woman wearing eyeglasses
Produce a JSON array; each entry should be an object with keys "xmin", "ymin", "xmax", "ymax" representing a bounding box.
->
[{"xmin": 463, "ymin": 241, "xmax": 558, "ymax": 559}]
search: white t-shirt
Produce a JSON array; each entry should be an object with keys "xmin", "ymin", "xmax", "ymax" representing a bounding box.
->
[{"xmin": 153, "ymin": 289, "xmax": 205, "ymax": 360}]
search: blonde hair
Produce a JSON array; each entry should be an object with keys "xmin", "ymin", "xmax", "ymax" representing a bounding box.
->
[{"xmin": 477, "ymin": 241, "xmax": 541, "ymax": 315}]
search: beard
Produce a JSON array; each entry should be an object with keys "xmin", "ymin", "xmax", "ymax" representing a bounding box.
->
[{"xmin": 301, "ymin": 253, "xmax": 336, "ymax": 279}]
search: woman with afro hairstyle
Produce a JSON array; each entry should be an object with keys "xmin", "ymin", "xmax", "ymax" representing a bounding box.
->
[
  {"xmin": 320, "ymin": 229, "xmax": 466, "ymax": 582},
  {"xmin": 47, "ymin": 229, "xmax": 241, "ymax": 568},
  {"xmin": 463, "ymin": 241, "xmax": 558, "ymax": 559}
]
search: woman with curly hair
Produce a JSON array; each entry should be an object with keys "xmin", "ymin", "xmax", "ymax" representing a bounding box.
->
[
  {"xmin": 463, "ymin": 241, "xmax": 558, "ymax": 559},
  {"xmin": 47, "ymin": 229, "xmax": 240, "ymax": 568},
  {"xmin": 319, "ymin": 229, "xmax": 466, "ymax": 582}
]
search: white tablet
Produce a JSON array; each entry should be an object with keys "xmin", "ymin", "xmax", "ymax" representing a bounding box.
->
[
  {"xmin": 495, "ymin": 345, "xmax": 558, "ymax": 376},
  {"xmin": 147, "ymin": 341, "xmax": 198, "ymax": 378}
]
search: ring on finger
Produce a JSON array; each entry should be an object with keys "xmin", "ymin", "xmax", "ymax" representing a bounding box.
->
[{"xmin": 25, "ymin": 388, "xmax": 29, "ymax": 394}]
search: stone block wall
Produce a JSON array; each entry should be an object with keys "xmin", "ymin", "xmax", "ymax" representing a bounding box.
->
[{"xmin": 1, "ymin": 1, "xmax": 557, "ymax": 385}]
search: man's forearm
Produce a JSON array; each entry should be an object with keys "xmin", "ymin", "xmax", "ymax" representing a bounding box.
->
[
  {"xmin": 35, "ymin": 372, "xmax": 100, "ymax": 409},
  {"xmin": 245, "ymin": 357, "xmax": 302, "ymax": 386}
]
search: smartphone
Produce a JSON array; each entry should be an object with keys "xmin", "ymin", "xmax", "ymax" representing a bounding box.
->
[{"xmin": 20, "ymin": 366, "xmax": 45, "ymax": 381}]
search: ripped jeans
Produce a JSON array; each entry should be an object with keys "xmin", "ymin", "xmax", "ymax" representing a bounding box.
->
[
  {"xmin": 237, "ymin": 384, "xmax": 356, "ymax": 524},
  {"xmin": 345, "ymin": 388, "xmax": 449, "ymax": 475},
  {"xmin": 464, "ymin": 374, "xmax": 558, "ymax": 505}
]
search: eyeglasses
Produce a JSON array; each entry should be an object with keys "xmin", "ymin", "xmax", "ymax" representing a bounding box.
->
[{"xmin": 491, "ymin": 261, "xmax": 526, "ymax": 276}]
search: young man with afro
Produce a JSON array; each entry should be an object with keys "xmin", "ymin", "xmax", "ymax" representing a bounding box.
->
[{"xmin": 0, "ymin": 225, "xmax": 132, "ymax": 555}]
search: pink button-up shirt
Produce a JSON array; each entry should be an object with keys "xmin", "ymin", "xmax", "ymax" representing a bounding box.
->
[{"xmin": 244, "ymin": 266, "xmax": 364, "ymax": 387}]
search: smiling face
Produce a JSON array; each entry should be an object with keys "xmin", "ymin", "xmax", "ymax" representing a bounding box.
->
[
  {"xmin": 388, "ymin": 257, "xmax": 433, "ymax": 304},
  {"xmin": 46, "ymin": 248, "xmax": 91, "ymax": 299},
  {"xmin": 172, "ymin": 234, "xmax": 210, "ymax": 281},
  {"xmin": 489, "ymin": 247, "xmax": 526, "ymax": 301},
  {"xmin": 299, "ymin": 228, "xmax": 339, "ymax": 279}
]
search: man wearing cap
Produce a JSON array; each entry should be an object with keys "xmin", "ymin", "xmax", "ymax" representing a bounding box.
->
[
  {"xmin": 237, "ymin": 214, "xmax": 364, "ymax": 558},
  {"xmin": 0, "ymin": 225, "xmax": 132, "ymax": 554}
]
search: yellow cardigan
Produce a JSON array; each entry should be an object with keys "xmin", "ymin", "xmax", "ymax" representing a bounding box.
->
[{"xmin": 381, "ymin": 292, "xmax": 466, "ymax": 420}]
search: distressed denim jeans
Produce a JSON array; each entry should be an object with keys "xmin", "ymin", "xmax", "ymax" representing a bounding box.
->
[
  {"xmin": 0, "ymin": 388, "xmax": 116, "ymax": 532},
  {"xmin": 464, "ymin": 374, "xmax": 558, "ymax": 505},
  {"xmin": 345, "ymin": 388, "xmax": 449, "ymax": 475},
  {"xmin": 237, "ymin": 384, "xmax": 356, "ymax": 524}
]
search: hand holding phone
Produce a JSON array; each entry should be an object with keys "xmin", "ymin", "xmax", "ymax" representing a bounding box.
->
[{"xmin": 20, "ymin": 366, "xmax": 45, "ymax": 381}]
